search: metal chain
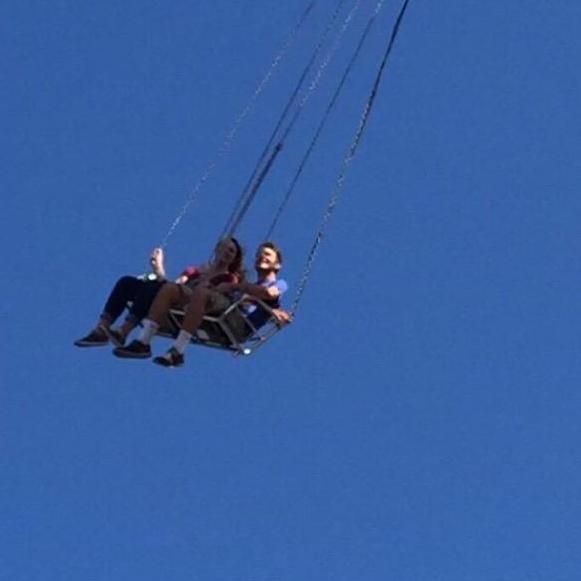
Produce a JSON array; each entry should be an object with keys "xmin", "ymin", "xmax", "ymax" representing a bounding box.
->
[
  {"xmin": 221, "ymin": 0, "xmax": 351, "ymax": 238},
  {"xmin": 266, "ymin": 0, "xmax": 386, "ymax": 240},
  {"xmin": 225, "ymin": 0, "xmax": 363, "ymax": 237},
  {"xmin": 279, "ymin": 0, "xmax": 362, "ymax": 144},
  {"xmin": 291, "ymin": 0, "xmax": 412, "ymax": 313},
  {"xmin": 160, "ymin": 0, "xmax": 318, "ymax": 247}
]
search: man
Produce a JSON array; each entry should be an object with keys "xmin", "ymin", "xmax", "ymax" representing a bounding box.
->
[{"xmin": 114, "ymin": 241, "xmax": 290, "ymax": 367}]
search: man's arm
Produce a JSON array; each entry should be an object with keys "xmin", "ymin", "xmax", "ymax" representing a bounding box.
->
[
  {"xmin": 271, "ymin": 308, "xmax": 292, "ymax": 325},
  {"xmin": 236, "ymin": 281, "xmax": 282, "ymax": 301},
  {"xmin": 215, "ymin": 281, "xmax": 283, "ymax": 300}
]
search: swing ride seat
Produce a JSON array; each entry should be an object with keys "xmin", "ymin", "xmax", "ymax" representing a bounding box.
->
[{"xmin": 155, "ymin": 294, "xmax": 287, "ymax": 356}]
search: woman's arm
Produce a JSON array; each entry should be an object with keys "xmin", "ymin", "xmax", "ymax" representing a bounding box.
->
[
  {"xmin": 150, "ymin": 248, "xmax": 167, "ymax": 280},
  {"xmin": 175, "ymin": 265, "xmax": 203, "ymax": 285}
]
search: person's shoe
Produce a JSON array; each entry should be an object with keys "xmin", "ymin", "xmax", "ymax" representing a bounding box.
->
[
  {"xmin": 102, "ymin": 327, "xmax": 126, "ymax": 348},
  {"xmin": 74, "ymin": 328, "xmax": 109, "ymax": 347},
  {"xmin": 153, "ymin": 347, "xmax": 184, "ymax": 368},
  {"xmin": 113, "ymin": 340, "xmax": 151, "ymax": 359}
]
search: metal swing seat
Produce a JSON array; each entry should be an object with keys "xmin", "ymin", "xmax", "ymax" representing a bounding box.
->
[{"xmin": 155, "ymin": 294, "xmax": 286, "ymax": 356}]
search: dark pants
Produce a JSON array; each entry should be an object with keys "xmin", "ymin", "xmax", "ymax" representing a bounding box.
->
[{"xmin": 101, "ymin": 276, "xmax": 165, "ymax": 325}]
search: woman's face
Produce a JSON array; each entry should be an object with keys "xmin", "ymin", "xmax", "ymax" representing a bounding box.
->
[{"xmin": 215, "ymin": 238, "xmax": 240, "ymax": 266}]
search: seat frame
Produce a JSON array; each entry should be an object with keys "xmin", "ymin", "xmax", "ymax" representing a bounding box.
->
[{"xmin": 154, "ymin": 294, "xmax": 284, "ymax": 356}]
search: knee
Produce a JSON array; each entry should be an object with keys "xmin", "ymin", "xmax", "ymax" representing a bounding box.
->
[
  {"xmin": 115, "ymin": 275, "xmax": 138, "ymax": 288},
  {"xmin": 160, "ymin": 282, "xmax": 180, "ymax": 301},
  {"xmin": 190, "ymin": 285, "xmax": 208, "ymax": 302},
  {"xmin": 110, "ymin": 275, "xmax": 138, "ymax": 294}
]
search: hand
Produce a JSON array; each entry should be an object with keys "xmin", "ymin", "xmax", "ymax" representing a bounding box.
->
[
  {"xmin": 271, "ymin": 309, "xmax": 292, "ymax": 325},
  {"xmin": 150, "ymin": 247, "xmax": 164, "ymax": 268}
]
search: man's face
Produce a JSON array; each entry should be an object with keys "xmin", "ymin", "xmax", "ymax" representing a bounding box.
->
[{"xmin": 255, "ymin": 245, "xmax": 280, "ymax": 273}]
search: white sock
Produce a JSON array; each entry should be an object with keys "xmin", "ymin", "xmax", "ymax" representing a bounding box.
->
[
  {"xmin": 138, "ymin": 319, "xmax": 159, "ymax": 345},
  {"xmin": 173, "ymin": 330, "xmax": 193, "ymax": 355}
]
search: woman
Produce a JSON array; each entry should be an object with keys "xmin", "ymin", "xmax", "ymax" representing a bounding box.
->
[{"xmin": 74, "ymin": 237, "xmax": 244, "ymax": 348}]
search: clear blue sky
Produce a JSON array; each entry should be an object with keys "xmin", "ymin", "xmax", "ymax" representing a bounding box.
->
[{"xmin": 2, "ymin": 1, "xmax": 581, "ymax": 580}]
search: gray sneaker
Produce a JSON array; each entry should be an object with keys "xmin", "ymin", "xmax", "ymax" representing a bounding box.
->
[
  {"xmin": 153, "ymin": 347, "xmax": 184, "ymax": 368},
  {"xmin": 74, "ymin": 328, "xmax": 108, "ymax": 347},
  {"xmin": 113, "ymin": 340, "xmax": 151, "ymax": 359}
]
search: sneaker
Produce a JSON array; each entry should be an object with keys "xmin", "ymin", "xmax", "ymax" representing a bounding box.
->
[
  {"xmin": 113, "ymin": 340, "xmax": 151, "ymax": 359},
  {"xmin": 74, "ymin": 328, "xmax": 108, "ymax": 347},
  {"xmin": 102, "ymin": 327, "xmax": 126, "ymax": 348},
  {"xmin": 153, "ymin": 347, "xmax": 184, "ymax": 368}
]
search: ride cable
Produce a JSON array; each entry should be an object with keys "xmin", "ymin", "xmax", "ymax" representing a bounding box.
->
[
  {"xmin": 266, "ymin": 0, "xmax": 388, "ymax": 240},
  {"xmin": 291, "ymin": 0, "xmax": 413, "ymax": 313},
  {"xmin": 160, "ymin": 0, "xmax": 318, "ymax": 247},
  {"xmin": 221, "ymin": 0, "xmax": 349, "ymax": 238},
  {"xmin": 222, "ymin": 0, "xmax": 362, "ymax": 238}
]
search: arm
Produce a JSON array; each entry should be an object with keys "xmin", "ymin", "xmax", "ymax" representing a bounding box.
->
[
  {"xmin": 236, "ymin": 281, "xmax": 282, "ymax": 300},
  {"xmin": 271, "ymin": 308, "xmax": 292, "ymax": 325},
  {"xmin": 213, "ymin": 281, "xmax": 277, "ymax": 300},
  {"xmin": 150, "ymin": 247, "xmax": 167, "ymax": 280},
  {"xmin": 175, "ymin": 265, "xmax": 202, "ymax": 285},
  {"xmin": 215, "ymin": 279, "xmax": 286, "ymax": 300}
]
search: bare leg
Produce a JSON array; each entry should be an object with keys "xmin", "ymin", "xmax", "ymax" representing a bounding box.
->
[
  {"xmin": 148, "ymin": 283, "xmax": 182, "ymax": 324},
  {"xmin": 112, "ymin": 283, "xmax": 186, "ymax": 357},
  {"xmin": 110, "ymin": 284, "xmax": 176, "ymax": 343},
  {"xmin": 156, "ymin": 287, "xmax": 209, "ymax": 359},
  {"xmin": 132, "ymin": 283, "xmax": 185, "ymax": 347},
  {"xmin": 180, "ymin": 286, "xmax": 209, "ymax": 334}
]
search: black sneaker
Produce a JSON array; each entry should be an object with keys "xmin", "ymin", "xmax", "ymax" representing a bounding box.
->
[
  {"xmin": 113, "ymin": 340, "xmax": 151, "ymax": 359},
  {"xmin": 74, "ymin": 328, "xmax": 109, "ymax": 347},
  {"xmin": 153, "ymin": 347, "xmax": 184, "ymax": 368},
  {"xmin": 102, "ymin": 327, "xmax": 126, "ymax": 348}
]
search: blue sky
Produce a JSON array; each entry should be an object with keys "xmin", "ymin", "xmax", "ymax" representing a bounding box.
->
[{"xmin": 2, "ymin": 1, "xmax": 581, "ymax": 580}]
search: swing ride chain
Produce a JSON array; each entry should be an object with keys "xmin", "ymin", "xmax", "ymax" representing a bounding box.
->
[
  {"xmin": 279, "ymin": 0, "xmax": 362, "ymax": 145},
  {"xmin": 161, "ymin": 0, "xmax": 318, "ymax": 247},
  {"xmin": 222, "ymin": 0, "xmax": 352, "ymax": 238},
  {"xmin": 266, "ymin": 0, "xmax": 387, "ymax": 239},
  {"xmin": 292, "ymin": 0, "xmax": 413, "ymax": 314}
]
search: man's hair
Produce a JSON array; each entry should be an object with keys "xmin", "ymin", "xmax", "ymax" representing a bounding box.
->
[{"xmin": 259, "ymin": 241, "xmax": 283, "ymax": 267}]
